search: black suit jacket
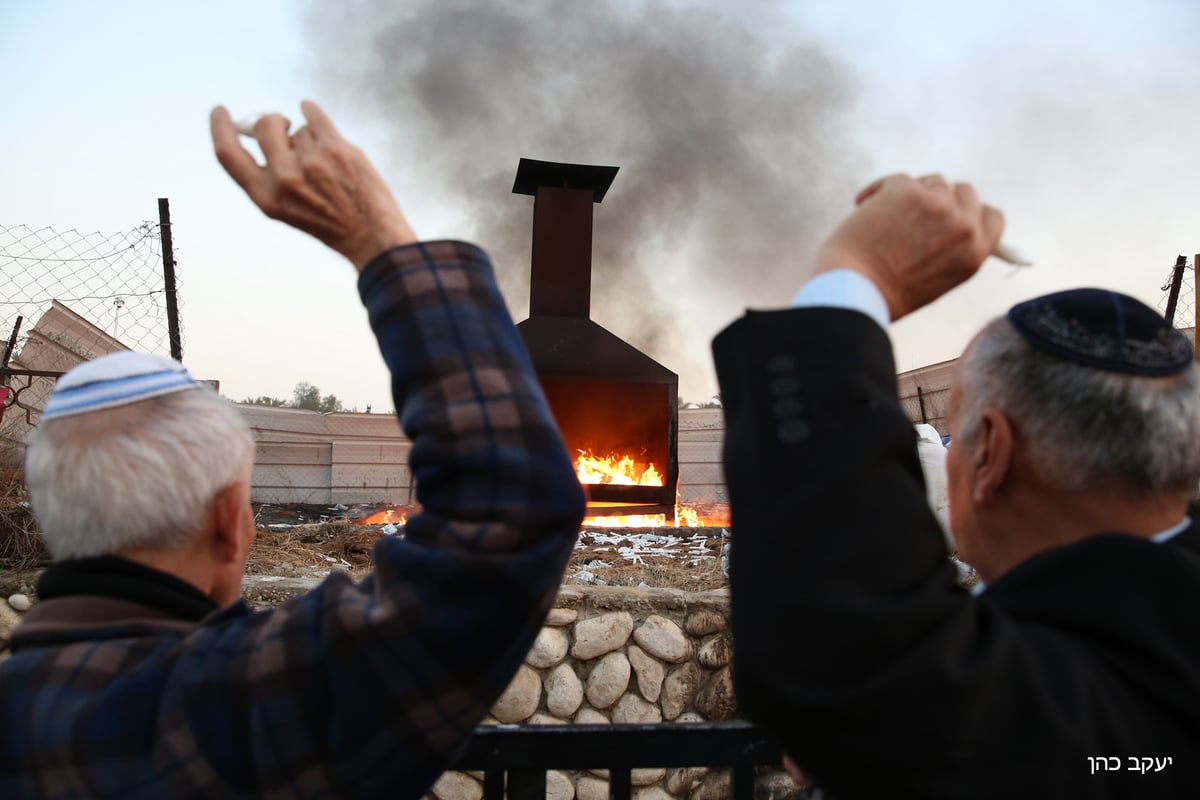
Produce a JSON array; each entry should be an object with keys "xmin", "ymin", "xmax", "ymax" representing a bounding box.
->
[{"xmin": 713, "ymin": 306, "xmax": 1200, "ymax": 799}]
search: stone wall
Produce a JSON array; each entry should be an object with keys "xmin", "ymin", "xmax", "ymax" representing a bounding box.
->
[{"xmin": 424, "ymin": 585, "xmax": 798, "ymax": 800}]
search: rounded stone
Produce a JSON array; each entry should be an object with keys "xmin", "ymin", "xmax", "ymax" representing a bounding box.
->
[
  {"xmin": 632, "ymin": 614, "xmax": 692, "ymax": 663},
  {"xmin": 572, "ymin": 611, "xmax": 634, "ymax": 660},
  {"xmin": 684, "ymin": 609, "xmax": 727, "ymax": 637},
  {"xmin": 526, "ymin": 626, "xmax": 570, "ymax": 669},
  {"xmin": 576, "ymin": 775, "xmax": 609, "ymax": 800},
  {"xmin": 7, "ymin": 594, "xmax": 31, "ymax": 612},
  {"xmin": 626, "ymin": 644, "xmax": 665, "ymax": 703},
  {"xmin": 696, "ymin": 633, "xmax": 732, "ymax": 669},
  {"xmin": 756, "ymin": 769, "xmax": 806, "ymax": 800},
  {"xmin": 528, "ymin": 712, "xmax": 567, "ymax": 726},
  {"xmin": 0, "ymin": 602, "xmax": 21, "ymax": 638},
  {"xmin": 633, "ymin": 788, "xmax": 674, "ymax": 800},
  {"xmin": 431, "ymin": 771, "xmax": 483, "ymax": 800},
  {"xmin": 661, "ymin": 662, "xmax": 703, "ymax": 720},
  {"xmin": 546, "ymin": 769, "xmax": 575, "ymax": 800},
  {"xmin": 546, "ymin": 663, "xmax": 584, "ymax": 718},
  {"xmin": 691, "ymin": 771, "xmax": 732, "ymax": 800},
  {"xmin": 631, "ymin": 768, "xmax": 667, "ymax": 786},
  {"xmin": 694, "ymin": 666, "xmax": 737, "ymax": 721},
  {"xmin": 490, "ymin": 664, "xmax": 541, "ymax": 723},
  {"xmin": 666, "ymin": 767, "xmax": 709, "ymax": 795},
  {"xmin": 575, "ymin": 707, "xmax": 610, "ymax": 725},
  {"xmin": 612, "ymin": 693, "xmax": 662, "ymax": 725},
  {"xmin": 585, "ymin": 768, "xmax": 662, "ymax": 785},
  {"xmin": 585, "ymin": 651, "xmax": 631, "ymax": 710},
  {"xmin": 546, "ymin": 607, "xmax": 579, "ymax": 627}
]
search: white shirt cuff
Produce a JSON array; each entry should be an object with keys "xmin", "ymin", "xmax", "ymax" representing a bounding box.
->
[{"xmin": 790, "ymin": 270, "xmax": 890, "ymax": 331}]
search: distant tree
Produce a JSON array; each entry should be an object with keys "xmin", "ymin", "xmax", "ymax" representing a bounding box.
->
[
  {"xmin": 240, "ymin": 395, "xmax": 288, "ymax": 407},
  {"xmin": 292, "ymin": 381, "xmax": 345, "ymax": 413},
  {"xmin": 292, "ymin": 381, "xmax": 320, "ymax": 410},
  {"xmin": 679, "ymin": 395, "xmax": 722, "ymax": 409}
]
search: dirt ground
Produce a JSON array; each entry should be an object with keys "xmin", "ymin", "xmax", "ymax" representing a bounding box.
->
[
  {"xmin": 0, "ymin": 484, "xmax": 732, "ymax": 595},
  {"xmin": 247, "ymin": 502, "xmax": 732, "ymax": 592}
]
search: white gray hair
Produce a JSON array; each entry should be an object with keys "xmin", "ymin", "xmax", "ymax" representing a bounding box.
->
[
  {"xmin": 957, "ymin": 317, "xmax": 1200, "ymax": 495},
  {"xmin": 24, "ymin": 387, "xmax": 254, "ymax": 559}
]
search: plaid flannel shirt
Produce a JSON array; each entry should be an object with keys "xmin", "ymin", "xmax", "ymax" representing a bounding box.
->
[{"xmin": 0, "ymin": 241, "xmax": 586, "ymax": 798}]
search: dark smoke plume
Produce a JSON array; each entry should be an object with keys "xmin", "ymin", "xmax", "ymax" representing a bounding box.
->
[{"xmin": 304, "ymin": 0, "xmax": 862, "ymax": 398}]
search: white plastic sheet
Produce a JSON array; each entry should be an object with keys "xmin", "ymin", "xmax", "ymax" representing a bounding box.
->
[{"xmin": 914, "ymin": 424, "xmax": 954, "ymax": 551}]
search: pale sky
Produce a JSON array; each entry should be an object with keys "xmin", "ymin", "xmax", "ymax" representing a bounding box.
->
[{"xmin": 3, "ymin": 0, "xmax": 1198, "ymax": 410}]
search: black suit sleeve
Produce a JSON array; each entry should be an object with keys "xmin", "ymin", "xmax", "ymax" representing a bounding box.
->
[{"xmin": 712, "ymin": 307, "xmax": 1153, "ymax": 798}]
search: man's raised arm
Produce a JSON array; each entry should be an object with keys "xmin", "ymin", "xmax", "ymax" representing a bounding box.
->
[
  {"xmin": 714, "ymin": 174, "xmax": 1003, "ymax": 796},
  {"xmin": 203, "ymin": 101, "xmax": 585, "ymax": 796}
]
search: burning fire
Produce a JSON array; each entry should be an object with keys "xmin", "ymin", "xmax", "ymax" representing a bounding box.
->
[
  {"xmin": 582, "ymin": 504, "xmax": 709, "ymax": 528},
  {"xmin": 357, "ymin": 508, "xmax": 409, "ymax": 526},
  {"xmin": 573, "ymin": 451, "xmax": 725, "ymax": 528},
  {"xmin": 575, "ymin": 450, "xmax": 662, "ymax": 486},
  {"xmin": 353, "ymin": 503, "xmax": 724, "ymax": 529},
  {"xmin": 350, "ymin": 494, "xmax": 724, "ymax": 532}
]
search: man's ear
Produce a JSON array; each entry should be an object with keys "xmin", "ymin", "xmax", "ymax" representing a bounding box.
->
[
  {"xmin": 210, "ymin": 480, "xmax": 250, "ymax": 565},
  {"xmin": 972, "ymin": 408, "xmax": 1013, "ymax": 506}
]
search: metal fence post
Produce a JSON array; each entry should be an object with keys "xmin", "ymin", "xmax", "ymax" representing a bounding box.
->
[
  {"xmin": 158, "ymin": 198, "xmax": 183, "ymax": 362},
  {"xmin": 1164, "ymin": 255, "xmax": 1187, "ymax": 325},
  {"xmin": 2, "ymin": 316, "xmax": 23, "ymax": 379}
]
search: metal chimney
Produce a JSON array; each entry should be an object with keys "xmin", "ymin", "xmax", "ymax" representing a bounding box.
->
[{"xmin": 513, "ymin": 158, "xmax": 679, "ymax": 516}]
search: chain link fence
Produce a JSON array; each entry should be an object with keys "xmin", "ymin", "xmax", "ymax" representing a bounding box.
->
[
  {"xmin": 0, "ymin": 204, "xmax": 182, "ymax": 445},
  {"xmin": 1160, "ymin": 254, "xmax": 1197, "ymax": 335},
  {"xmin": 899, "ymin": 381, "xmax": 951, "ymax": 438}
]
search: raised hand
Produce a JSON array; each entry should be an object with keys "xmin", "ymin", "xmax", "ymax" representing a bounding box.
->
[
  {"xmin": 813, "ymin": 173, "xmax": 1005, "ymax": 321},
  {"xmin": 210, "ymin": 100, "xmax": 418, "ymax": 270}
]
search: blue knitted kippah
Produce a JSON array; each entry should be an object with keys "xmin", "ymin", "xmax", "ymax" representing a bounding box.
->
[
  {"xmin": 43, "ymin": 352, "xmax": 197, "ymax": 421},
  {"xmin": 1008, "ymin": 288, "xmax": 1194, "ymax": 376}
]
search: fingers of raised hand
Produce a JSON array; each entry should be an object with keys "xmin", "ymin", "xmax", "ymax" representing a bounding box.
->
[
  {"xmin": 910, "ymin": 176, "xmax": 990, "ymax": 246},
  {"xmin": 945, "ymin": 181, "xmax": 1005, "ymax": 256},
  {"xmin": 980, "ymin": 204, "xmax": 1005, "ymax": 249},
  {"xmin": 916, "ymin": 173, "xmax": 952, "ymax": 192},
  {"xmin": 299, "ymin": 100, "xmax": 344, "ymax": 144},
  {"xmin": 253, "ymin": 113, "xmax": 294, "ymax": 163},
  {"xmin": 211, "ymin": 106, "xmax": 270, "ymax": 198},
  {"xmin": 290, "ymin": 125, "xmax": 316, "ymax": 152},
  {"xmin": 951, "ymin": 182, "xmax": 1004, "ymax": 253}
]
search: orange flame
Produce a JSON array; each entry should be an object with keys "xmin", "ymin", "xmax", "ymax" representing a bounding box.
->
[
  {"xmin": 357, "ymin": 508, "xmax": 409, "ymax": 526},
  {"xmin": 581, "ymin": 503, "xmax": 724, "ymax": 529},
  {"xmin": 575, "ymin": 451, "xmax": 663, "ymax": 486},
  {"xmin": 584, "ymin": 513, "xmax": 669, "ymax": 527}
]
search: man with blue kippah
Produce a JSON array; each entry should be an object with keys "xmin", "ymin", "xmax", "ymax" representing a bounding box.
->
[
  {"xmin": 0, "ymin": 101, "xmax": 586, "ymax": 798},
  {"xmin": 717, "ymin": 173, "xmax": 1200, "ymax": 797}
]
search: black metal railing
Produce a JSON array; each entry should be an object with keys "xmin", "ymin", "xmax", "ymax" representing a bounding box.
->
[{"xmin": 449, "ymin": 721, "xmax": 783, "ymax": 799}]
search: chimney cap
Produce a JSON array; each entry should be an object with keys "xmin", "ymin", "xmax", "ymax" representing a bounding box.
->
[{"xmin": 513, "ymin": 158, "xmax": 619, "ymax": 202}]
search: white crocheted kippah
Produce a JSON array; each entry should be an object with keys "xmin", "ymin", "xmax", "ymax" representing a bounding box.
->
[{"xmin": 43, "ymin": 352, "xmax": 197, "ymax": 421}]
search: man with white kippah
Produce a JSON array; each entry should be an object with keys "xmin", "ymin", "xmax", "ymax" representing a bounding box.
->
[
  {"xmin": 716, "ymin": 175, "xmax": 1200, "ymax": 797},
  {"xmin": 0, "ymin": 101, "xmax": 585, "ymax": 798}
]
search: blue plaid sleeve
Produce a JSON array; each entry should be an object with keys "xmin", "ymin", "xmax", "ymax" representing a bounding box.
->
[{"xmin": 0, "ymin": 242, "xmax": 585, "ymax": 799}]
